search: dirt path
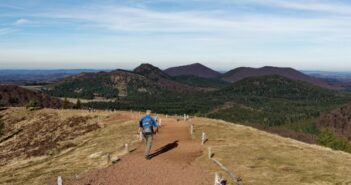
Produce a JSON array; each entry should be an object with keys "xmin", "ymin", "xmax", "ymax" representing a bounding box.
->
[{"xmin": 70, "ymin": 117, "xmax": 212, "ymax": 185}]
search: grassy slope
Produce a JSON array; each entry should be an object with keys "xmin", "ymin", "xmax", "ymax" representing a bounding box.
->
[
  {"xmin": 0, "ymin": 108, "xmax": 138, "ymax": 185},
  {"xmin": 1, "ymin": 109, "xmax": 351, "ymax": 184},
  {"xmin": 193, "ymin": 117, "xmax": 351, "ymax": 185}
]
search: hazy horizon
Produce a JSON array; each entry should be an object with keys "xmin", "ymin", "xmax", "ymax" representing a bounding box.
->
[
  {"xmin": 1, "ymin": 0, "xmax": 351, "ymax": 71},
  {"xmin": 2, "ymin": 63, "xmax": 351, "ymax": 73}
]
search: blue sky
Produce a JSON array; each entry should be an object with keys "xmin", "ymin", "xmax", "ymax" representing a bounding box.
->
[{"xmin": 1, "ymin": 0, "xmax": 351, "ymax": 71}]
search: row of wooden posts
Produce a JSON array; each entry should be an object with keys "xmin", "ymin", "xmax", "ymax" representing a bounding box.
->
[
  {"xmin": 87, "ymin": 108, "xmax": 190, "ymax": 121},
  {"xmin": 190, "ymin": 124, "xmax": 243, "ymax": 185}
]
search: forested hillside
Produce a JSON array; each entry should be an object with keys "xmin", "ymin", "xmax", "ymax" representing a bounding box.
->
[{"xmin": 41, "ymin": 65, "xmax": 351, "ymax": 153}]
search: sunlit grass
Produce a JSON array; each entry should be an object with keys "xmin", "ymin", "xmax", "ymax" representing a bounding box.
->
[
  {"xmin": 0, "ymin": 108, "xmax": 138, "ymax": 185},
  {"xmin": 193, "ymin": 118, "xmax": 351, "ymax": 185}
]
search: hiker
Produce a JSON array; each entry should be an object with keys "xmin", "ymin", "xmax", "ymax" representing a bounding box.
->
[{"xmin": 139, "ymin": 110, "xmax": 158, "ymax": 160}]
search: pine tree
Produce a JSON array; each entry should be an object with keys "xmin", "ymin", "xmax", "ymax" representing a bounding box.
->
[
  {"xmin": 62, "ymin": 98, "xmax": 70, "ymax": 109},
  {"xmin": 76, "ymin": 98, "xmax": 81, "ymax": 109}
]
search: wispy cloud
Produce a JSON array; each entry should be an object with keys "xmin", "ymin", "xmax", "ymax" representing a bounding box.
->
[
  {"xmin": 14, "ymin": 18, "xmax": 30, "ymax": 25},
  {"xmin": 236, "ymin": 0, "xmax": 351, "ymax": 15},
  {"xmin": 0, "ymin": 28, "xmax": 17, "ymax": 35},
  {"xmin": 1, "ymin": 0, "xmax": 351, "ymax": 70},
  {"xmin": 27, "ymin": 4, "xmax": 350, "ymax": 42}
]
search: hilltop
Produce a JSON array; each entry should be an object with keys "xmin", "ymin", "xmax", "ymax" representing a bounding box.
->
[
  {"xmin": 133, "ymin": 63, "xmax": 195, "ymax": 91},
  {"xmin": 164, "ymin": 63, "xmax": 221, "ymax": 78},
  {"xmin": 221, "ymin": 66, "xmax": 337, "ymax": 89}
]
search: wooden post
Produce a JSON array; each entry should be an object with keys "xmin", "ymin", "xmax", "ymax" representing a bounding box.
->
[
  {"xmin": 125, "ymin": 143, "xmax": 129, "ymax": 153},
  {"xmin": 208, "ymin": 147, "xmax": 212, "ymax": 159},
  {"xmin": 107, "ymin": 153, "xmax": 111, "ymax": 164},
  {"xmin": 214, "ymin": 173, "xmax": 226, "ymax": 185},
  {"xmin": 166, "ymin": 114, "xmax": 168, "ymax": 118},
  {"xmin": 201, "ymin": 132, "xmax": 207, "ymax": 145},
  {"xmin": 190, "ymin": 124, "xmax": 194, "ymax": 135},
  {"xmin": 159, "ymin": 118, "xmax": 162, "ymax": 127},
  {"xmin": 215, "ymin": 173, "xmax": 219, "ymax": 185},
  {"xmin": 57, "ymin": 176, "xmax": 63, "ymax": 185},
  {"xmin": 184, "ymin": 114, "xmax": 186, "ymax": 121}
]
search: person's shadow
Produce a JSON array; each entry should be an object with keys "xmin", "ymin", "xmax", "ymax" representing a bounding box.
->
[{"xmin": 149, "ymin": 140, "xmax": 178, "ymax": 159}]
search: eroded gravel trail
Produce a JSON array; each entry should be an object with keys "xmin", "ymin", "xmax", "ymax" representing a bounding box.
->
[{"xmin": 71, "ymin": 118, "xmax": 212, "ymax": 185}]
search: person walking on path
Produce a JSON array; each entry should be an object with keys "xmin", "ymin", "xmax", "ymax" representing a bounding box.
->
[{"xmin": 139, "ymin": 110, "xmax": 158, "ymax": 160}]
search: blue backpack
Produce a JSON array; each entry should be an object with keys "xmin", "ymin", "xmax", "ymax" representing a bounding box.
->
[{"xmin": 141, "ymin": 117, "xmax": 153, "ymax": 135}]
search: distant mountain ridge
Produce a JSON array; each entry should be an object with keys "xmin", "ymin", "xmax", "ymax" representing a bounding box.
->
[
  {"xmin": 221, "ymin": 66, "xmax": 337, "ymax": 90},
  {"xmin": 46, "ymin": 63, "xmax": 197, "ymax": 100},
  {"xmin": 164, "ymin": 63, "xmax": 221, "ymax": 78},
  {"xmin": 0, "ymin": 69, "xmax": 106, "ymax": 85}
]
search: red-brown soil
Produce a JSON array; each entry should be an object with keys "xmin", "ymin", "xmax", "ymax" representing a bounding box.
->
[{"xmin": 69, "ymin": 118, "xmax": 212, "ymax": 185}]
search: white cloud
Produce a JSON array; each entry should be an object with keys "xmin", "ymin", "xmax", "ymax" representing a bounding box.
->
[
  {"xmin": 14, "ymin": 18, "xmax": 30, "ymax": 25},
  {"xmin": 31, "ymin": 4, "xmax": 351, "ymax": 42}
]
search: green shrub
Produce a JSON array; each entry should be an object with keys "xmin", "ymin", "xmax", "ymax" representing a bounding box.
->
[
  {"xmin": 26, "ymin": 100, "xmax": 39, "ymax": 110},
  {"xmin": 317, "ymin": 128, "xmax": 351, "ymax": 153}
]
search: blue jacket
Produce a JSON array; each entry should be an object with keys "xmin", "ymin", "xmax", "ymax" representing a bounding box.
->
[{"xmin": 139, "ymin": 115, "xmax": 158, "ymax": 128}]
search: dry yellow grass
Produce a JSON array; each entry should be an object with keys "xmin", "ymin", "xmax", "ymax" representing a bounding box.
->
[
  {"xmin": 0, "ymin": 108, "xmax": 139, "ymax": 185},
  {"xmin": 192, "ymin": 117, "xmax": 351, "ymax": 185},
  {"xmin": 2, "ymin": 109, "xmax": 351, "ymax": 185}
]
